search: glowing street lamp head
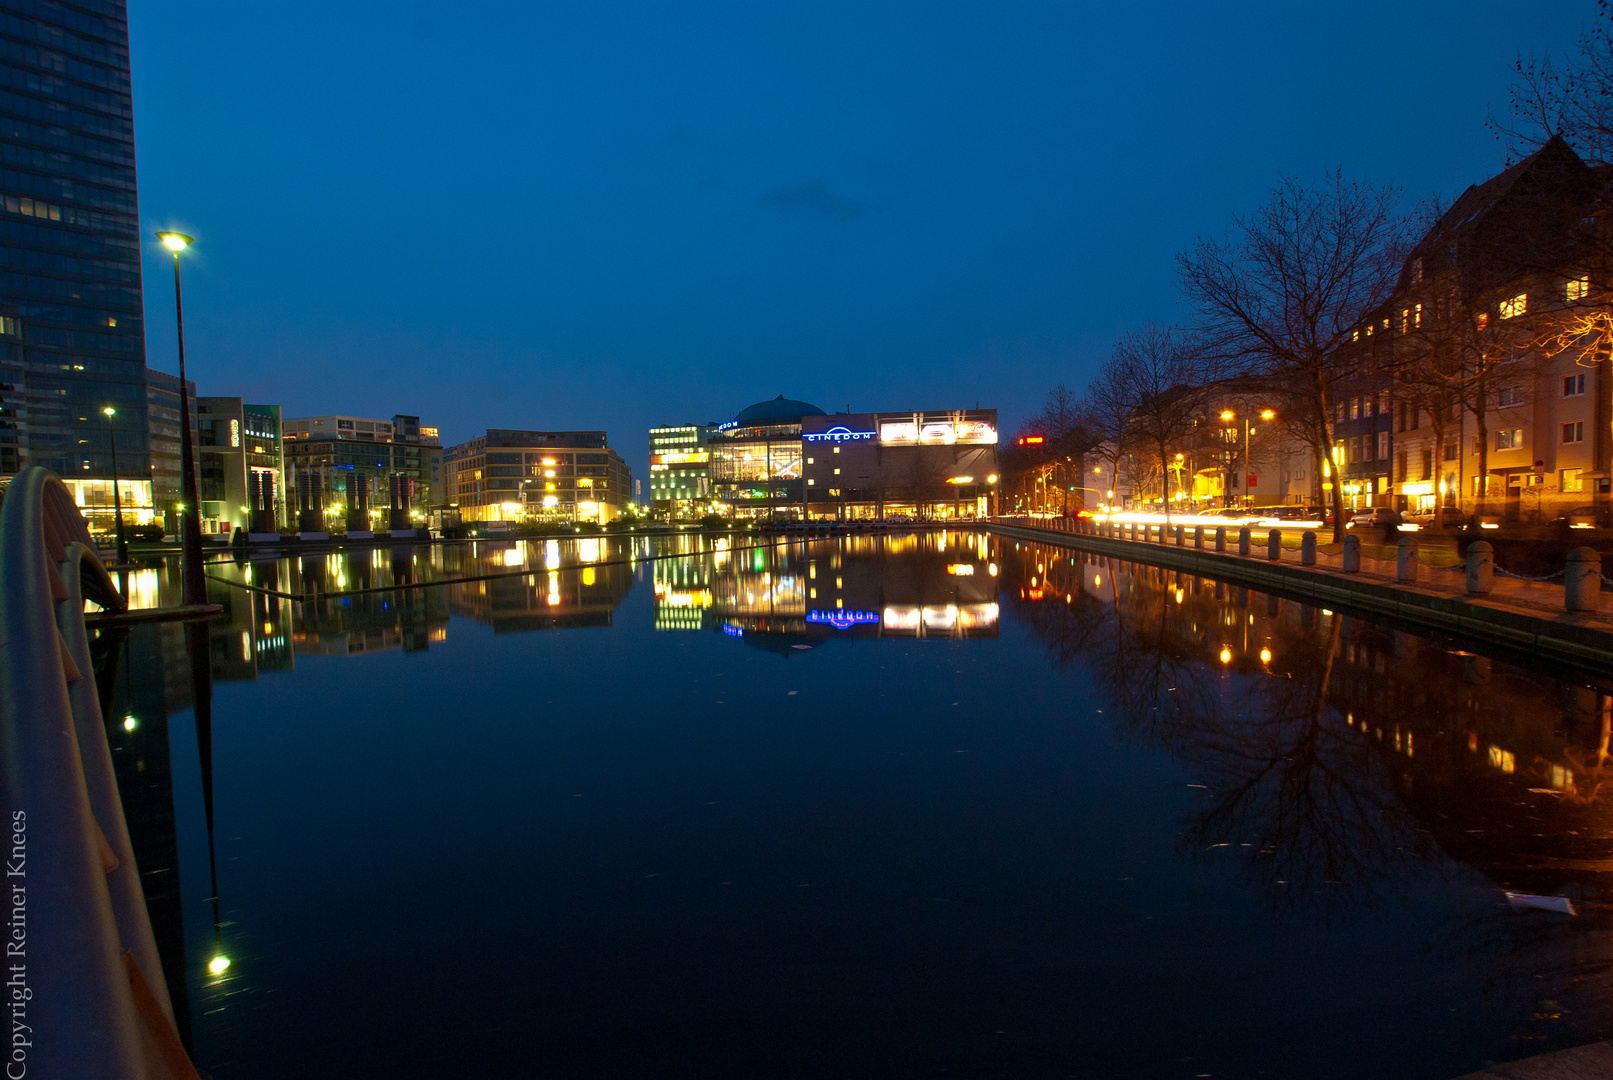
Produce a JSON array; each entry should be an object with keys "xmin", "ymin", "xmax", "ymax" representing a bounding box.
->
[
  {"xmin": 1260, "ymin": 409, "xmax": 1275, "ymax": 420},
  {"xmin": 208, "ymin": 954, "xmax": 231, "ymax": 976},
  {"xmin": 102, "ymin": 406, "xmax": 116, "ymax": 417},
  {"xmin": 157, "ymin": 231, "xmax": 194, "ymax": 252},
  {"xmin": 1220, "ymin": 410, "xmax": 1234, "ymax": 421}
]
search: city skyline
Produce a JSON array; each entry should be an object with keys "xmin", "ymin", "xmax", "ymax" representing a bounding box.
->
[{"xmin": 125, "ymin": 2, "xmax": 1591, "ymax": 481}]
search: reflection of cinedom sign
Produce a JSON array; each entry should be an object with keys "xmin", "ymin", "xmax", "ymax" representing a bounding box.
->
[{"xmin": 803, "ymin": 426, "xmax": 876, "ymax": 443}]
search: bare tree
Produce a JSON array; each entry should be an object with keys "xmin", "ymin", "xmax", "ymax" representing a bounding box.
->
[
  {"xmin": 1178, "ymin": 172, "xmax": 1416, "ymax": 539},
  {"xmin": 1107, "ymin": 323, "xmax": 1214, "ymax": 525},
  {"xmin": 1491, "ymin": 2, "xmax": 1613, "ymax": 165}
]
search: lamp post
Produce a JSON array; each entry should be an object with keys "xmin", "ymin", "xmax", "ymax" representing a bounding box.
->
[
  {"xmin": 1220, "ymin": 408, "xmax": 1275, "ymax": 507},
  {"xmin": 156, "ymin": 231, "xmax": 205, "ymax": 606},
  {"xmin": 102, "ymin": 406, "xmax": 127, "ymax": 566}
]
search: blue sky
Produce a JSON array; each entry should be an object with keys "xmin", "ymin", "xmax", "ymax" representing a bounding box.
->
[{"xmin": 130, "ymin": 1, "xmax": 1589, "ymax": 476}]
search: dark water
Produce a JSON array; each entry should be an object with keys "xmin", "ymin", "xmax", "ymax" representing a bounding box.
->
[{"xmin": 96, "ymin": 531, "xmax": 1613, "ymax": 1079}]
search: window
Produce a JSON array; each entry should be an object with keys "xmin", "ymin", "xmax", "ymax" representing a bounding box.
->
[
  {"xmin": 1378, "ymin": 432, "xmax": 1389, "ymax": 460},
  {"xmin": 1351, "ymin": 399, "xmax": 1360, "ymax": 420},
  {"xmin": 1566, "ymin": 275, "xmax": 1590, "ymax": 302},
  {"xmin": 1444, "ymin": 443, "xmax": 1458, "ymax": 461},
  {"xmin": 1412, "ymin": 258, "xmax": 1424, "ymax": 284},
  {"xmin": 1564, "ymin": 373, "xmax": 1585, "ymax": 397},
  {"xmin": 1562, "ymin": 468, "xmax": 1585, "ymax": 493},
  {"xmin": 1352, "ymin": 329, "xmax": 1360, "ymax": 342},
  {"xmin": 1363, "ymin": 435, "xmax": 1373, "ymax": 462},
  {"xmin": 1349, "ymin": 437, "xmax": 1360, "ymax": 463},
  {"xmin": 1562, "ymin": 421, "xmax": 1585, "ymax": 444},
  {"xmin": 1496, "ymin": 429, "xmax": 1524, "ymax": 450},
  {"xmin": 1476, "ymin": 312, "xmax": 1489, "ymax": 330},
  {"xmin": 1378, "ymin": 390, "xmax": 1389, "ymax": 413},
  {"xmin": 1421, "ymin": 447, "xmax": 1433, "ymax": 478},
  {"xmin": 1400, "ymin": 308, "xmax": 1410, "ymax": 334},
  {"xmin": 1499, "ymin": 293, "xmax": 1527, "ymax": 319},
  {"xmin": 1396, "ymin": 450, "xmax": 1407, "ymax": 481},
  {"xmin": 1413, "ymin": 302, "xmax": 1422, "ymax": 328},
  {"xmin": 1336, "ymin": 402, "xmax": 1345, "ymax": 422},
  {"xmin": 806, "ymin": 457, "xmax": 814, "ymax": 464},
  {"xmin": 1497, "ymin": 386, "xmax": 1524, "ymax": 408}
]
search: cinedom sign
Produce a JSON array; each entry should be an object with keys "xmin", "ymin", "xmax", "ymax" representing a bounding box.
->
[{"xmin": 803, "ymin": 425, "xmax": 876, "ymax": 444}]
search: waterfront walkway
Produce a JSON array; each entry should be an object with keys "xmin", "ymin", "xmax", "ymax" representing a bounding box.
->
[{"xmin": 988, "ymin": 517, "xmax": 1613, "ymax": 672}]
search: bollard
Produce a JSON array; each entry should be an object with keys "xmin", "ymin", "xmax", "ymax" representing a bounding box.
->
[
  {"xmin": 1396, "ymin": 533, "xmax": 1418, "ymax": 583},
  {"xmin": 1194, "ymin": 526, "xmax": 1204, "ymax": 549},
  {"xmin": 1267, "ymin": 528, "xmax": 1281, "ymax": 560},
  {"xmin": 1238, "ymin": 527, "xmax": 1251, "ymax": 556},
  {"xmin": 1301, "ymin": 530, "xmax": 1316, "ymax": 566},
  {"xmin": 1343, "ymin": 534, "xmax": 1361, "ymax": 573},
  {"xmin": 1566, "ymin": 547, "xmax": 1603, "ymax": 612},
  {"xmin": 1214, "ymin": 526, "xmax": 1226, "ymax": 552},
  {"xmin": 1175, "ymin": 525, "xmax": 1185, "ymax": 546},
  {"xmin": 1466, "ymin": 540, "xmax": 1493, "ymax": 594}
]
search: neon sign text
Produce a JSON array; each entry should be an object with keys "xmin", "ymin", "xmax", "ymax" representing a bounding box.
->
[
  {"xmin": 803, "ymin": 426, "xmax": 876, "ymax": 443},
  {"xmin": 805, "ymin": 609, "xmax": 880, "ymax": 629}
]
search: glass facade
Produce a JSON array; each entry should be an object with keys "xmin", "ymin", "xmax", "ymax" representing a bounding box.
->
[
  {"xmin": 647, "ymin": 423, "xmax": 715, "ymax": 515},
  {"xmin": 0, "ymin": 0, "xmax": 150, "ymax": 500},
  {"xmin": 444, "ymin": 429, "xmax": 633, "ymax": 524}
]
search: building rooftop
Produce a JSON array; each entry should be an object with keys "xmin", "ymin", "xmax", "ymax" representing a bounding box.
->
[{"xmin": 734, "ymin": 395, "xmax": 826, "ymax": 424}]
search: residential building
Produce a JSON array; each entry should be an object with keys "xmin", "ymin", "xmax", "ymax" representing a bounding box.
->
[
  {"xmin": 800, "ymin": 409, "xmax": 1000, "ymax": 519},
  {"xmin": 282, "ymin": 413, "xmax": 441, "ymax": 532},
  {"xmin": 648, "ymin": 422, "xmax": 717, "ymax": 517},
  {"xmin": 444, "ymin": 429, "xmax": 632, "ymax": 524},
  {"xmin": 0, "ymin": 1, "xmax": 155, "ymax": 530},
  {"xmin": 1345, "ymin": 135, "xmax": 1611, "ymax": 521}
]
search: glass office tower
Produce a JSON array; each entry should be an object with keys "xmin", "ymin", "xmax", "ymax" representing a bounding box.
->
[{"xmin": 0, "ymin": 1, "xmax": 152, "ymax": 527}]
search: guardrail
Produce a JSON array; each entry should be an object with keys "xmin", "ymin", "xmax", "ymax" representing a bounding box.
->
[{"xmin": 0, "ymin": 466, "xmax": 202, "ymax": 1078}]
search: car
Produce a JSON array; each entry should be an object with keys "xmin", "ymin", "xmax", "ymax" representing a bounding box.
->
[
  {"xmin": 1557, "ymin": 505, "xmax": 1612, "ymax": 529},
  {"xmin": 1403, "ymin": 506, "xmax": 1465, "ymax": 530},
  {"xmin": 1345, "ymin": 506, "xmax": 1402, "ymax": 529},
  {"xmin": 1254, "ymin": 505, "xmax": 1324, "ymax": 524}
]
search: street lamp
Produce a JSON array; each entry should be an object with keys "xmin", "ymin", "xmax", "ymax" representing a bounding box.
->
[
  {"xmin": 156, "ymin": 231, "xmax": 205, "ymax": 606},
  {"xmin": 1220, "ymin": 407, "xmax": 1276, "ymax": 507},
  {"xmin": 102, "ymin": 406, "xmax": 127, "ymax": 566}
]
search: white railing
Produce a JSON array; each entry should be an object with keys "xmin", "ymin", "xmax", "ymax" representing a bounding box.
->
[{"xmin": 0, "ymin": 466, "xmax": 201, "ymax": 1078}]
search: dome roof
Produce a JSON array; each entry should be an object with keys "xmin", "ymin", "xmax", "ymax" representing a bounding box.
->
[{"xmin": 734, "ymin": 395, "xmax": 826, "ymax": 424}]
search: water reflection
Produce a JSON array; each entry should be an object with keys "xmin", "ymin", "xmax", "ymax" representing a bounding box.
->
[
  {"xmin": 94, "ymin": 532, "xmax": 1613, "ymax": 1074},
  {"xmin": 1005, "ymin": 540, "xmax": 1613, "ymax": 1051}
]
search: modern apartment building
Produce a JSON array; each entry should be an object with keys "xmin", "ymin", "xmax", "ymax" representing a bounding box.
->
[
  {"xmin": 444, "ymin": 429, "xmax": 632, "ymax": 524},
  {"xmin": 647, "ymin": 422, "xmax": 717, "ymax": 517},
  {"xmin": 0, "ymin": 0, "xmax": 154, "ymax": 528},
  {"xmin": 193, "ymin": 398, "xmax": 283, "ymax": 534},
  {"xmin": 282, "ymin": 413, "xmax": 442, "ymax": 532}
]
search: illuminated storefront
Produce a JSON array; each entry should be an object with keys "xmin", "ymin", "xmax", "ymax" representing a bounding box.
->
[{"xmin": 801, "ymin": 409, "xmax": 999, "ymax": 520}]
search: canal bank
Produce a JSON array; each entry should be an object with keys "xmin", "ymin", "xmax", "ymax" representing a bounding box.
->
[{"xmin": 988, "ymin": 520, "xmax": 1613, "ymax": 674}]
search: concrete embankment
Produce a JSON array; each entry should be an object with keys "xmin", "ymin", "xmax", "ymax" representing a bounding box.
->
[{"xmin": 989, "ymin": 521, "xmax": 1613, "ymax": 673}]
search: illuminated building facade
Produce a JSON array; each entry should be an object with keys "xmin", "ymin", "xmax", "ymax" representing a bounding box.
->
[
  {"xmin": 444, "ymin": 428, "xmax": 632, "ymax": 523},
  {"xmin": 193, "ymin": 398, "xmax": 284, "ymax": 535},
  {"xmin": 648, "ymin": 422, "xmax": 717, "ymax": 517},
  {"xmin": 283, "ymin": 413, "xmax": 442, "ymax": 531},
  {"xmin": 0, "ymin": 2, "xmax": 158, "ymax": 528},
  {"xmin": 800, "ymin": 409, "xmax": 999, "ymax": 519},
  {"xmin": 709, "ymin": 396, "xmax": 821, "ymax": 519}
]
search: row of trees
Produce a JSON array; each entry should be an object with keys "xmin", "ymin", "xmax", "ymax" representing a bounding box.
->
[{"xmin": 1011, "ymin": 8, "xmax": 1613, "ymax": 539}]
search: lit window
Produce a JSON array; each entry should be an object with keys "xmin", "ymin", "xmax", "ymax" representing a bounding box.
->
[
  {"xmin": 1566, "ymin": 275, "xmax": 1590, "ymax": 302},
  {"xmin": 1495, "ymin": 428, "xmax": 1524, "ymax": 450},
  {"xmin": 833, "ymin": 468, "xmax": 840, "ymax": 475},
  {"xmin": 1413, "ymin": 302, "xmax": 1421, "ymax": 328},
  {"xmin": 1562, "ymin": 421, "xmax": 1585, "ymax": 444},
  {"xmin": 1563, "ymin": 373, "xmax": 1585, "ymax": 397},
  {"xmin": 1562, "ymin": 468, "xmax": 1585, "ymax": 493},
  {"xmin": 1476, "ymin": 312, "xmax": 1489, "ymax": 330},
  {"xmin": 1499, "ymin": 293, "xmax": 1527, "ymax": 319},
  {"xmin": 1352, "ymin": 329, "xmax": 1359, "ymax": 342},
  {"xmin": 1400, "ymin": 308, "xmax": 1410, "ymax": 334}
]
